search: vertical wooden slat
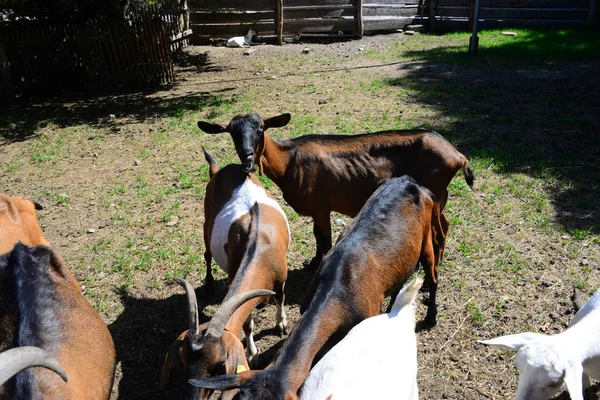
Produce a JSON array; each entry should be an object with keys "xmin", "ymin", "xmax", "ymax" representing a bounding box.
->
[
  {"xmin": 429, "ymin": 0, "xmax": 437, "ymax": 31},
  {"xmin": 276, "ymin": 0, "xmax": 283, "ymax": 45},
  {"xmin": 356, "ymin": 0, "xmax": 364, "ymax": 39},
  {"xmin": 589, "ymin": 0, "xmax": 598, "ymax": 24}
]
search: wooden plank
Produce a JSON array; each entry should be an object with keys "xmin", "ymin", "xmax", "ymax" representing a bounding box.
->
[
  {"xmin": 363, "ymin": 15, "xmax": 415, "ymax": 30},
  {"xmin": 283, "ymin": 17, "xmax": 355, "ymax": 32},
  {"xmin": 188, "ymin": 0, "xmax": 275, "ymax": 11},
  {"xmin": 436, "ymin": 6, "xmax": 588, "ymax": 20},
  {"xmin": 276, "ymin": 0, "xmax": 283, "ymax": 45},
  {"xmin": 356, "ymin": 0, "xmax": 364, "ymax": 37},
  {"xmin": 363, "ymin": 6, "xmax": 419, "ymax": 17},
  {"xmin": 189, "ymin": 11, "xmax": 276, "ymax": 23},
  {"xmin": 284, "ymin": 8, "xmax": 356, "ymax": 18},
  {"xmin": 363, "ymin": 0, "xmax": 419, "ymax": 4},
  {"xmin": 191, "ymin": 22, "xmax": 276, "ymax": 36},
  {"xmin": 283, "ymin": 0, "xmax": 356, "ymax": 7}
]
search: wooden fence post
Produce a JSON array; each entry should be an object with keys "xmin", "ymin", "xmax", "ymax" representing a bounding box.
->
[
  {"xmin": 0, "ymin": 39, "xmax": 15, "ymax": 104},
  {"xmin": 589, "ymin": 0, "xmax": 598, "ymax": 24},
  {"xmin": 356, "ymin": 0, "xmax": 364, "ymax": 38},
  {"xmin": 276, "ymin": 0, "xmax": 283, "ymax": 45},
  {"xmin": 428, "ymin": 0, "xmax": 436, "ymax": 31}
]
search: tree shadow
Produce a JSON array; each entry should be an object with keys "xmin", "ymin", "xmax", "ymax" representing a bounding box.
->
[
  {"xmin": 108, "ymin": 278, "xmax": 230, "ymax": 400},
  {"xmin": 382, "ymin": 30, "xmax": 600, "ymax": 234},
  {"xmin": 0, "ymin": 89, "xmax": 236, "ymax": 144}
]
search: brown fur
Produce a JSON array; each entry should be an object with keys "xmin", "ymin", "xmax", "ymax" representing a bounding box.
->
[
  {"xmin": 28, "ymin": 251, "xmax": 115, "ymax": 400},
  {"xmin": 160, "ymin": 156, "xmax": 289, "ymax": 399},
  {"xmin": 187, "ymin": 176, "xmax": 438, "ymax": 399},
  {"xmin": 0, "ymin": 194, "xmax": 49, "ymax": 253}
]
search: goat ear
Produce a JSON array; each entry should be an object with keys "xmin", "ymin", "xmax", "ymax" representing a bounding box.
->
[
  {"xmin": 222, "ymin": 332, "xmax": 249, "ymax": 375},
  {"xmin": 263, "ymin": 113, "xmax": 291, "ymax": 129},
  {"xmin": 159, "ymin": 336, "xmax": 187, "ymax": 390},
  {"xmin": 478, "ymin": 332, "xmax": 541, "ymax": 351},
  {"xmin": 564, "ymin": 363, "xmax": 585, "ymax": 400},
  {"xmin": 197, "ymin": 121, "xmax": 228, "ymax": 134},
  {"xmin": 189, "ymin": 370, "xmax": 257, "ymax": 390}
]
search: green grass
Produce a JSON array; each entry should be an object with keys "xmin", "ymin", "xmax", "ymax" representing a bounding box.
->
[{"xmin": 379, "ymin": 28, "xmax": 600, "ymax": 65}]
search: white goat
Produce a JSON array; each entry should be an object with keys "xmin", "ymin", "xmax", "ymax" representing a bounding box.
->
[
  {"xmin": 480, "ymin": 288, "xmax": 600, "ymax": 400},
  {"xmin": 226, "ymin": 27, "xmax": 257, "ymax": 48},
  {"xmin": 299, "ymin": 276, "xmax": 423, "ymax": 400}
]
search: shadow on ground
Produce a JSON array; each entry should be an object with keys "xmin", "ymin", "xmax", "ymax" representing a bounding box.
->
[
  {"xmin": 385, "ymin": 32, "xmax": 600, "ymax": 234},
  {"xmin": 108, "ymin": 264, "xmax": 315, "ymax": 399},
  {"xmin": 0, "ymin": 88, "xmax": 236, "ymax": 144}
]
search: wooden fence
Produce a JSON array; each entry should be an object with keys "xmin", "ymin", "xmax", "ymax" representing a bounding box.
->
[
  {"xmin": 187, "ymin": 0, "xmax": 596, "ymax": 42},
  {"xmin": 0, "ymin": 18, "xmax": 174, "ymax": 104},
  {"xmin": 428, "ymin": 0, "xmax": 595, "ymax": 30},
  {"xmin": 188, "ymin": 0, "xmax": 420, "ymax": 43}
]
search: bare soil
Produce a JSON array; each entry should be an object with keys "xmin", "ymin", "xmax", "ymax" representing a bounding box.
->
[{"xmin": 1, "ymin": 31, "xmax": 599, "ymax": 400}]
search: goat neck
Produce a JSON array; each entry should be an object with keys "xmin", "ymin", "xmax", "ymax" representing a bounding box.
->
[{"xmin": 259, "ymin": 132, "xmax": 290, "ymax": 181}]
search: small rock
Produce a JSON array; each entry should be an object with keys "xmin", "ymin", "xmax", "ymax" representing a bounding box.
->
[
  {"xmin": 335, "ymin": 218, "xmax": 346, "ymax": 227},
  {"xmin": 109, "ymin": 114, "xmax": 116, "ymax": 119},
  {"xmin": 318, "ymin": 99, "xmax": 328, "ymax": 105},
  {"xmin": 581, "ymin": 258, "xmax": 590, "ymax": 266},
  {"xmin": 109, "ymin": 203, "xmax": 116, "ymax": 207},
  {"xmin": 166, "ymin": 220, "xmax": 178, "ymax": 227},
  {"xmin": 243, "ymin": 49, "xmax": 256, "ymax": 56},
  {"xmin": 358, "ymin": 47, "xmax": 364, "ymax": 52},
  {"xmin": 561, "ymin": 235, "xmax": 569, "ymax": 239},
  {"xmin": 88, "ymin": 136, "xmax": 95, "ymax": 140},
  {"xmin": 502, "ymin": 31, "xmax": 518, "ymax": 37},
  {"xmin": 134, "ymin": 159, "xmax": 141, "ymax": 166},
  {"xmin": 404, "ymin": 30, "xmax": 416, "ymax": 35},
  {"xmin": 93, "ymin": 152, "xmax": 98, "ymax": 158},
  {"xmin": 541, "ymin": 280, "xmax": 551, "ymax": 287},
  {"xmin": 142, "ymin": 246, "xmax": 150, "ymax": 251},
  {"xmin": 87, "ymin": 228, "xmax": 96, "ymax": 234},
  {"xmin": 302, "ymin": 48, "xmax": 310, "ymax": 54},
  {"xmin": 396, "ymin": 29, "xmax": 403, "ymax": 33}
]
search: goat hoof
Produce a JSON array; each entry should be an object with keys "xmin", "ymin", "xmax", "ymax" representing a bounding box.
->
[
  {"xmin": 416, "ymin": 317, "xmax": 437, "ymax": 332},
  {"xmin": 277, "ymin": 324, "xmax": 289, "ymax": 337}
]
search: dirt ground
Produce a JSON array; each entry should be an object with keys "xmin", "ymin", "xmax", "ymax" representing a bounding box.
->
[{"xmin": 1, "ymin": 30, "xmax": 599, "ymax": 399}]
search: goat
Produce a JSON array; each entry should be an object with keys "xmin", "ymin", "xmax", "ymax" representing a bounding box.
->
[
  {"xmin": 299, "ymin": 276, "xmax": 423, "ymax": 400},
  {"xmin": 197, "ymin": 113, "xmax": 473, "ymax": 272},
  {"xmin": 0, "ymin": 346, "xmax": 67, "ymax": 386},
  {"xmin": 0, "ymin": 243, "xmax": 115, "ymax": 399},
  {"xmin": 0, "ymin": 194, "xmax": 48, "ymax": 253},
  {"xmin": 159, "ymin": 149, "xmax": 290, "ymax": 399},
  {"xmin": 188, "ymin": 175, "xmax": 438, "ymax": 399},
  {"xmin": 479, "ymin": 287, "xmax": 600, "ymax": 400},
  {"xmin": 227, "ymin": 28, "xmax": 257, "ymax": 48}
]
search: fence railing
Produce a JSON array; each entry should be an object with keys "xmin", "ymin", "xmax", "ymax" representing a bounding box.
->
[{"xmin": 0, "ymin": 18, "xmax": 174, "ymax": 104}]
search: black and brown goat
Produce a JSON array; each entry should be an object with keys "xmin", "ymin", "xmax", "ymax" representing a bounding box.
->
[
  {"xmin": 189, "ymin": 175, "xmax": 439, "ymax": 399},
  {"xmin": 159, "ymin": 150, "xmax": 289, "ymax": 399},
  {"xmin": 0, "ymin": 243, "xmax": 116, "ymax": 399},
  {"xmin": 197, "ymin": 113, "xmax": 473, "ymax": 270}
]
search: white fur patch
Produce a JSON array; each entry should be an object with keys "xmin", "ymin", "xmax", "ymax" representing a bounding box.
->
[{"xmin": 210, "ymin": 177, "xmax": 288, "ymax": 273}]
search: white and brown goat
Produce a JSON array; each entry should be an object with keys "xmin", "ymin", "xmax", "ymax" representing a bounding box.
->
[
  {"xmin": 189, "ymin": 175, "xmax": 439, "ymax": 399},
  {"xmin": 159, "ymin": 149, "xmax": 290, "ymax": 399},
  {"xmin": 197, "ymin": 113, "xmax": 474, "ymax": 270}
]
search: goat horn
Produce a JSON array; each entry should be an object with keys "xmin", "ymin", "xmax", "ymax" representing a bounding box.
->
[
  {"xmin": 174, "ymin": 277, "xmax": 200, "ymax": 338},
  {"xmin": 205, "ymin": 289, "xmax": 275, "ymax": 339},
  {"xmin": 0, "ymin": 346, "xmax": 68, "ymax": 385}
]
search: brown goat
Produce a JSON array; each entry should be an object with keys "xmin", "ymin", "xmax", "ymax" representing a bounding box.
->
[
  {"xmin": 189, "ymin": 176, "xmax": 438, "ymax": 399},
  {"xmin": 197, "ymin": 113, "xmax": 473, "ymax": 271},
  {"xmin": 0, "ymin": 243, "xmax": 115, "ymax": 399},
  {"xmin": 159, "ymin": 149, "xmax": 289, "ymax": 399}
]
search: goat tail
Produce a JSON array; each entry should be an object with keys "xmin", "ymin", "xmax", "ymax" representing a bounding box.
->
[
  {"xmin": 463, "ymin": 160, "xmax": 475, "ymax": 190},
  {"xmin": 202, "ymin": 146, "xmax": 219, "ymax": 178},
  {"xmin": 390, "ymin": 276, "xmax": 424, "ymax": 315}
]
